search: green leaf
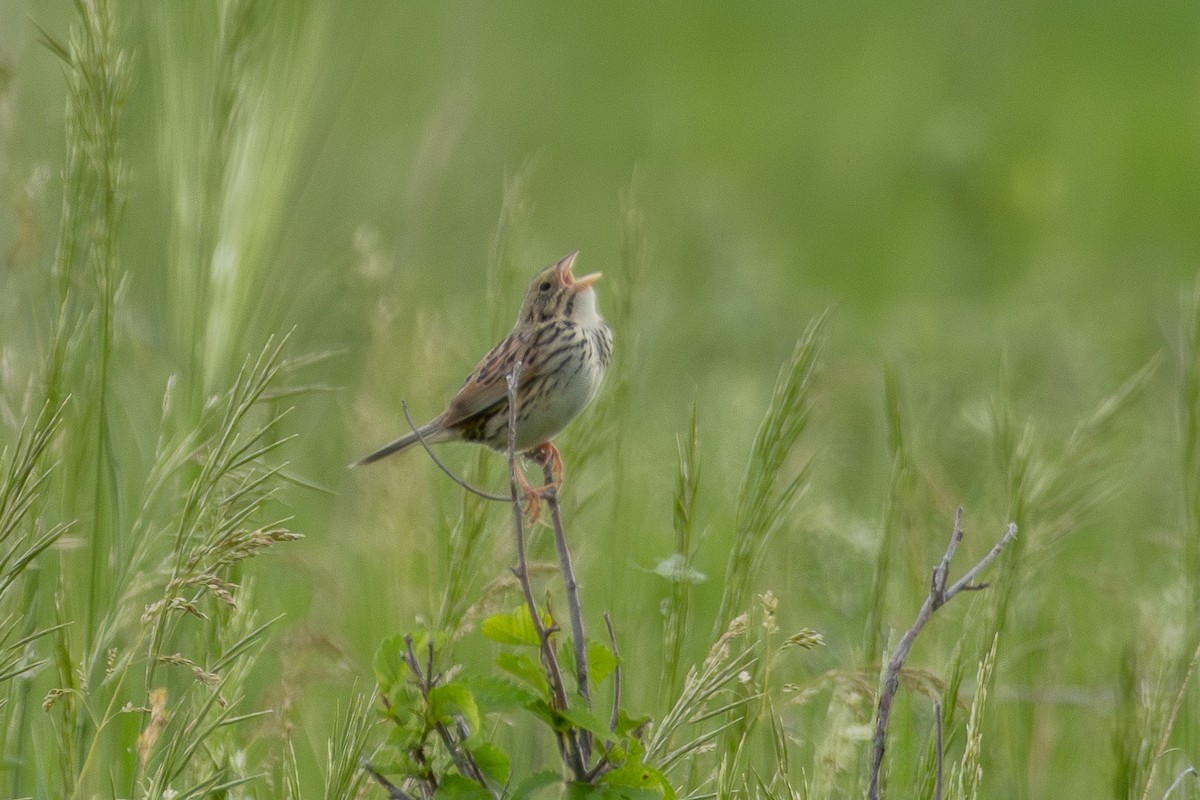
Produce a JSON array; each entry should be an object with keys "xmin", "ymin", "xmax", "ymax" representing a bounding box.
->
[
  {"xmin": 429, "ymin": 683, "xmax": 480, "ymax": 739},
  {"xmin": 599, "ymin": 760, "xmax": 674, "ymax": 798},
  {"xmin": 587, "ymin": 639, "xmax": 618, "ymax": 684},
  {"xmin": 565, "ymin": 784, "xmax": 605, "ymax": 800},
  {"xmin": 568, "ymin": 782, "xmax": 664, "ymax": 800},
  {"xmin": 561, "ymin": 639, "xmax": 618, "ymax": 685},
  {"xmin": 496, "ymin": 651, "xmax": 550, "ymax": 696},
  {"xmin": 384, "ymin": 718, "xmax": 424, "ymax": 752},
  {"xmin": 462, "ymin": 673, "xmax": 557, "ymax": 725},
  {"xmin": 368, "ymin": 745, "xmax": 421, "ymax": 777},
  {"xmin": 614, "ymin": 709, "xmax": 652, "ymax": 738},
  {"xmin": 482, "ymin": 606, "xmax": 547, "ymax": 646},
  {"xmin": 433, "ymin": 774, "xmax": 492, "ymax": 799},
  {"xmin": 465, "ymin": 674, "xmax": 542, "ymax": 711},
  {"xmin": 373, "ymin": 634, "xmax": 408, "ymax": 693},
  {"xmin": 469, "ymin": 741, "xmax": 510, "ymax": 784},
  {"xmin": 559, "ymin": 699, "xmax": 614, "ymax": 740},
  {"xmin": 512, "ymin": 770, "xmax": 563, "ymax": 798}
]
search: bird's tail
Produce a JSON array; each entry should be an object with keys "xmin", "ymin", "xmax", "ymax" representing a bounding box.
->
[{"xmin": 350, "ymin": 422, "xmax": 443, "ymax": 468}]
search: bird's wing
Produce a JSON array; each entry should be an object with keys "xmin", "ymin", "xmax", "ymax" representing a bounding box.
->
[{"xmin": 438, "ymin": 331, "xmax": 536, "ymax": 428}]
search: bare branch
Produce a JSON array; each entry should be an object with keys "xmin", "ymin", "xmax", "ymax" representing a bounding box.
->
[
  {"xmin": 504, "ymin": 363, "xmax": 587, "ymax": 780},
  {"xmin": 868, "ymin": 509, "xmax": 1018, "ymax": 800},
  {"xmin": 541, "ymin": 455, "xmax": 593, "ymax": 763},
  {"xmin": 401, "ymin": 401, "xmax": 509, "ymax": 502},
  {"xmin": 362, "ymin": 760, "xmax": 417, "ymax": 800}
]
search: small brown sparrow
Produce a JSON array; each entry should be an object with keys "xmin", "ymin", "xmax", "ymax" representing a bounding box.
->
[{"xmin": 354, "ymin": 251, "xmax": 612, "ymax": 494}]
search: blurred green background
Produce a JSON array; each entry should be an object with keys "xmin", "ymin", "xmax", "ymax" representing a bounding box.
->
[{"xmin": 2, "ymin": 0, "xmax": 1200, "ymax": 796}]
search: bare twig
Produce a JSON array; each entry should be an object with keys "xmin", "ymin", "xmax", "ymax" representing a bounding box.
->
[
  {"xmin": 868, "ymin": 508, "xmax": 1017, "ymax": 800},
  {"xmin": 542, "ymin": 456, "xmax": 593, "ymax": 763},
  {"xmin": 505, "ymin": 363, "xmax": 587, "ymax": 779},
  {"xmin": 401, "ymin": 401, "xmax": 509, "ymax": 502},
  {"xmin": 362, "ymin": 760, "xmax": 417, "ymax": 800}
]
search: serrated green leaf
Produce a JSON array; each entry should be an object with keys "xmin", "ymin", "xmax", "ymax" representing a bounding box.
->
[
  {"xmin": 482, "ymin": 606, "xmax": 546, "ymax": 646},
  {"xmin": 513, "ymin": 770, "xmax": 563, "ymax": 798},
  {"xmin": 559, "ymin": 699, "xmax": 614, "ymax": 739},
  {"xmin": 469, "ymin": 741, "xmax": 510, "ymax": 784},
  {"xmin": 588, "ymin": 639, "xmax": 618, "ymax": 684},
  {"xmin": 496, "ymin": 651, "xmax": 550, "ymax": 696},
  {"xmin": 430, "ymin": 683, "xmax": 480, "ymax": 739},
  {"xmin": 464, "ymin": 674, "xmax": 542, "ymax": 712},
  {"xmin": 561, "ymin": 639, "xmax": 618, "ymax": 686},
  {"xmin": 373, "ymin": 634, "xmax": 408, "ymax": 693},
  {"xmin": 601, "ymin": 740, "xmax": 628, "ymax": 764},
  {"xmin": 384, "ymin": 718, "xmax": 424, "ymax": 752}
]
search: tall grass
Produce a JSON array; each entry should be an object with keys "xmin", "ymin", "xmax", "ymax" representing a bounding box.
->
[
  {"xmin": 153, "ymin": 0, "xmax": 324, "ymax": 401},
  {"xmin": 0, "ymin": 2, "xmax": 334, "ymax": 797},
  {"xmin": 715, "ymin": 311, "xmax": 826, "ymax": 636}
]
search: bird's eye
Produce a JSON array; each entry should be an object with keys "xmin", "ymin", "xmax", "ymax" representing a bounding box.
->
[{"xmin": 539, "ymin": 281, "xmax": 552, "ymax": 292}]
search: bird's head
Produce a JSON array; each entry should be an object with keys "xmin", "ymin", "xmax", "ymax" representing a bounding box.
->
[{"xmin": 518, "ymin": 251, "xmax": 603, "ymax": 326}]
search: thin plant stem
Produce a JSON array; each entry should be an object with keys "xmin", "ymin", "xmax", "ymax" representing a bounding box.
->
[
  {"xmin": 542, "ymin": 457, "xmax": 593, "ymax": 764},
  {"xmin": 1140, "ymin": 637, "xmax": 1200, "ymax": 800},
  {"xmin": 934, "ymin": 700, "xmax": 944, "ymax": 800},
  {"xmin": 504, "ymin": 362, "xmax": 585, "ymax": 779}
]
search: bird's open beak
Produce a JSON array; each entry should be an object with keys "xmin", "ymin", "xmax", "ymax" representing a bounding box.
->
[
  {"xmin": 553, "ymin": 250, "xmax": 601, "ymax": 290},
  {"xmin": 573, "ymin": 271, "xmax": 602, "ymax": 290}
]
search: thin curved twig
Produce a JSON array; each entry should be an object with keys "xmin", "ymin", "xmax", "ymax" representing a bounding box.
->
[{"xmin": 401, "ymin": 400, "xmax": 508, "ymax": 502}]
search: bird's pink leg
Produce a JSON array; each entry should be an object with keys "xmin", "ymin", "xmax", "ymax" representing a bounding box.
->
[{"xmin": 517, "ymin": 442, "xmax": 564, "ymax": 520}]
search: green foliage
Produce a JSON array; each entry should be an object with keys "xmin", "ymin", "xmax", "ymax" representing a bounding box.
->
[{"xmin": 369, "ymin": 613, "xmax": 657, "ymax": 798}]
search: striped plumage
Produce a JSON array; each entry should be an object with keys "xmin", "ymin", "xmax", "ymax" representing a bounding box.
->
[{"xmin": 354, "ymin": 251, "xmax": 612, "ymax": 467}]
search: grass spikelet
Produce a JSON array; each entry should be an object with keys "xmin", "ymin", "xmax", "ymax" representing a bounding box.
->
[
  {"xmin": 322, "ymin": 691, "xmax": 375, "ymax": 800},
  {"xmin": 145, "ymin": 336, "xmax": 300, "ymax": 682},
  {"xmin": 716, "ymin": 312, "xmax": 827, "ymax": 634},
  {"xmin": 648, "ymin": 614, "xmax": 757, "ymax": 773},
  {"xmin": 154, "ymin": 0, "xmax": 326, "ymax": 397},
  {"xmin": 0, "ymin": 401, "xmax": 68, "ymax": 601},
  {"xmin": 662, "ymin": 402, "xmax": 702, "ymax": 703},
  {"xmin": 954, "ymin": 633, "xmax": 999, "ymax": 800},
  {"xmin": 865, "ymin": 363, "xmax": 916, "ymax": 664}
]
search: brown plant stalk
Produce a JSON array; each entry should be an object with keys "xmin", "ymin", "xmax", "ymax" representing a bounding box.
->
[{"xmin": 868, "ymin": 508, "xmax": 1017, "ymax": 800}]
